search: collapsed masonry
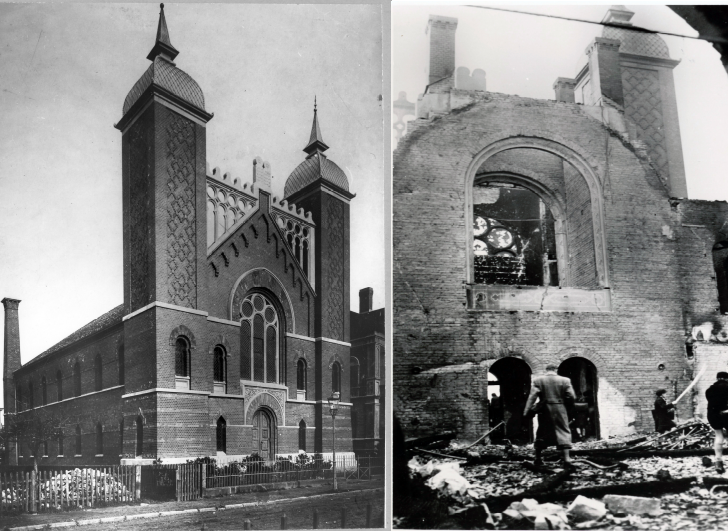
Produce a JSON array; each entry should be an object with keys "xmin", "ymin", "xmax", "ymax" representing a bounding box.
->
[{"xmin": 394, "ymin": 6, "xmax": 728, "ymax": 442}]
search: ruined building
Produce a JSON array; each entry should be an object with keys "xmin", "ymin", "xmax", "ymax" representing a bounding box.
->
[
  {"xmin": 3, "ymin": 6, "xmax": 360, "ymax": 466},
  {"xmin": 394, "ymin": 6, "xmax": 728, "ymax": 442}
]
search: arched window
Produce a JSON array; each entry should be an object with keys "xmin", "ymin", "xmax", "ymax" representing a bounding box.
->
[
  {"xmin": 296, "ymin": 359, "xmax": 307, "ymax": 400},
  {"xmin": 216, "ymin": 417, "xmax": 226, "ymax": 453},
  {"xmin": 118, "ymin": 343, "xmax": 125, "ymax": 385},
  {"xmin": 350, "ymin": 357, "xmax": 360, "ymax": 398},
  {"xmin": 41, "ymin": 376, "xmax": 48, "ymax": 406},
  {"xmin": 75, "ymin": 425, "xmax": 82, "ymax": 456},
  {"xmin": 213, "ymin": 346, "xmax": 226, "ymax": 393},
  {"xmin": 239, "ymin": 293, "xmax": 280, "ymax": 384},
  {"xmin": 207, "ymin": 200, "xmax": 215, "ymax": 245},
  {"xmin": 74, "ymin": 362, "xmax": 82, "ymax": 397},
  {"xmin": 15, "ymin": 383, "xmax": 22, "ymax": 411},
  {"xmin": 175, "ymin": 336, "xmax": 191, "ymax": 389},
  {"xmin": 94, "ymin": 353, "xmax": 103, "ymax": 392},
  {"xmin": 136, "ymin": 416, "xmax": 143, "ymax": 457},
  {"xmin": 95, "ymin": 423, "xmax": 103, "ymax": 455},
  {"xmin": 56, "ymin": 370, "xmax": 63, "ymax": 401},
  {"xmin": 332, "ymin": 362, "xmax": 341, "ymax": 395},
  {"xmin": 298, "ymin": 420, "xmax": 307, "ymax": 451},
  {"xmin": 28, "ymin": 381, "xmax": 34, "ymax": 409},
  {"xmin": 58, "ymin": 430, "xmax": 64, "ymax": 456}
]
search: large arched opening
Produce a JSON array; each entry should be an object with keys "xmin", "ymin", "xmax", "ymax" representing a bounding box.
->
[
  {"xmin": 558, "ymin": 357, "xmax": 600, "ymax": 440},
  {"xmin": 489, "ymin": 357, "xmax": 533, "ymax": 444}
]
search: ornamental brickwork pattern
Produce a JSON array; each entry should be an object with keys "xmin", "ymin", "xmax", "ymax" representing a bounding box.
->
[
  {"xmin": 129, "ymin": 120, "xmax": 150, "ymax": 311},
  {"xmin": 622, "ymin": 67, "xmax": 669, "ymax": 181},
  {"xmin": 324, "ymin": 200, "xmax": 344, "ymax": 340},
  {"xmin": 165, "ymin": 112, "xmax": 198, "ymax": 308}
]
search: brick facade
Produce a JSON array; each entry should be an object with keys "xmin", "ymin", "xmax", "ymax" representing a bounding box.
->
[
  {"xmin": 3, "ymin": 7, "xmax": 358, "ymax": 466},
  {"xmin": 394, "ymin": 10, "xmax": 728, "ymax": 443}
]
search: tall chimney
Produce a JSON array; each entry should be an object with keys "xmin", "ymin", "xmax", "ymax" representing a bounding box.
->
[
  {"xmin": 585, "ymin": 37, "xmax": 624, "ymax": 107},
  {"xmin": 3, "ymin": 298, "xmax": 21, "ymax": 465},
  {"xmin": 359, "ymin": 287, "xmax": 373, "ymax": 314},
  {"xmin": 2, "ymin": 298, "xmax": 21, "ymax": 417},
  {"xmin": 427, "ymin": 15, "xmax": 458, "ymax": 85},
  {"xmin": 553, "ymin": 78, "xmax": 576, "ymax": 103}
]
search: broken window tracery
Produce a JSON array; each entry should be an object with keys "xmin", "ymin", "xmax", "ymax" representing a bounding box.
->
[{"xmin": 473, "ymin": 183, "xmax": 558, "ymax": 286}]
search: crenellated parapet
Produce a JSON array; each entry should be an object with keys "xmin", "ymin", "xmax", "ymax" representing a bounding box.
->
[{"xmin": 206, "ymin": 164, "xmax": 259, "ymax": 248}]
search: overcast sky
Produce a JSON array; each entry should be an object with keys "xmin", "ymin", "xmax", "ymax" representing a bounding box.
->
[
  {"xmin": 0, "ymin": 3, "xmax": 384, "ymax": 405},
  {"xmin": 393, "ymin": 4, "xmax": 728, "ymax": 201}
]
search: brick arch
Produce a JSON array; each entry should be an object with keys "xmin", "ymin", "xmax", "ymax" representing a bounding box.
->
[
  {"xmin": 556, "ymin": 347, "xmax": 608, "ymax": 372},
  {"xmin": 229, "ymin": 268, "xmax": 295, "ymax": 333},
  {"xmin": 208, "ymin": 334, "xmax": 232, "ymax": 357},
  {"xmin": 245, "ymin": 393, "xmax": 283, "ymax": 426},
  {"xmin": 169, "ymin": 325, "xmax": 196, "ymax": 350},
  {"xmin": 464, "ymin": 135, "xmax": 609, "ymax": 288},
  {"xmin": 486, "ymin": 352, "xmax": 536, "ymax": 373},
  {"xmin": 327, "ymin": 354, "xmax": 344, "ymax": 370}
]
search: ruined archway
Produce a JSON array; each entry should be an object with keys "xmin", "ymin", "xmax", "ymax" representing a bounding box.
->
[
  {"xmin": 558, "ymin": 357, "xmax": 600, "ymax": 440},
  {"xmin": 489, "ymin": 357, "xmax": 533, "ymax": 444}
]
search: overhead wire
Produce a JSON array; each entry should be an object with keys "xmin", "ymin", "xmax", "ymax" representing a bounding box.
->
[{"xmin": 464, "ymin": 5, "xmax": 728, "ymax": 46}]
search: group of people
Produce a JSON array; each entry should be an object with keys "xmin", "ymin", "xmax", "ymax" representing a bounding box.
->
[{"xmin": 523, "ymin": 366, "xmax": 728, "ymax": 474}]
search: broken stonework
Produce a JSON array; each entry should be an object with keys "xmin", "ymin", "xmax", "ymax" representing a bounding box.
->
[
  {"xmin": 566, "ymin": 496, "xmax": 607, "ymax": 522},
  {"xmin": 602, "ymin": 494, "xmax": 662, "ymax": 516}
]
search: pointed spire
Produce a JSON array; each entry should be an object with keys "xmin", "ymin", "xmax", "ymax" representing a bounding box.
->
[
  {"xmin": 147, "ymin": 3, "xmax": 180, "ymax": 62},
  {"xmin": 303, "ymin": 96, "xmax": 330, "ymax": 157}
]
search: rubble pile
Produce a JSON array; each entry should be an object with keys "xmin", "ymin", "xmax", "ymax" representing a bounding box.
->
[{"xmin": 1, "ymin": 469, "xmax": 131, "ymax": 510}]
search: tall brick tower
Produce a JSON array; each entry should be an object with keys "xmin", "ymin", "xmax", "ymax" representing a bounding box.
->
[
  {"xmin": 427, "ymin": 15, "xmax": 458, "ymax": 84},
  {"xmin": 2, "ymin": 298, "xmax": 21, "ymax": 465},
  {"xmin": 284, "ymin": 101, "xmax": 354, "ymax": 452},
  {"xmin": 115, "ymin": 3, "xmax": 213, "ymax": 315}
]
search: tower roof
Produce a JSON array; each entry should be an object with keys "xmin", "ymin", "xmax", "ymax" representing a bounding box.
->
[
  {"xmin": 147, "ymin": 3, "xmax": 179, "ymax": 62},
  {"xmin": 601, "ymin": 5, "xmax": 671, "ymax": 59},
  {"xmin": 284, "ymin": 101, "xmax": 349, "ymax": 198},
  {"xmin": 303, "ymin": 97, "xmax": 330, "ymax": 156},
  {"xmin": 121, "ymin": 4, "xmax": 206, "ymax": 118}
]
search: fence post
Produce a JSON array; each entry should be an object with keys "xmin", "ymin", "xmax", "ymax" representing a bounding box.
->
[
  {"xmin": 341, "ymin": 507, "xmax": 347, "ymax": 528},
  {"xmin": 243, "ymin": 518, "xmax": 251, "ymax": 530},
  {"xmin": 176, "ymin": 465, "xmax": 181, "ymax": 502},
  {"xmin": 31, "ymin": 469, "xmax": 36, "ymax": 513},
  {"xmin": 135, "ymin": 465, "xmax": 141, "ymax": 501},
  {"xmin": 281, "ymin": 512, "xmax": 288, "ymax": 529},
  {"xmin": 313, "ymin": 508, "xmax": 319, "ymax": 529},
  {"xmin": 366, "ymin": 503, "xmax": 372, "ymax": 527},
  {"xmin": 200, "ymin": 461, "xmax": 206, "ymax": 497}
]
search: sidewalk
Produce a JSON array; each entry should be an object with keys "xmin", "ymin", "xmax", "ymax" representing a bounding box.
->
[{"xmin": 0, "ymin": 479, "xmax": 383, "ymax": 531}]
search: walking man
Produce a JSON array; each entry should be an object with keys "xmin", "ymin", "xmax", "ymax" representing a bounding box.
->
[
  {"xmin": 706, "ymin": 371, "xmax": 728, "ymax": 473},
  {"xmin": 524, "ymin": 364, "xmax": 576, "ymax": 469}
]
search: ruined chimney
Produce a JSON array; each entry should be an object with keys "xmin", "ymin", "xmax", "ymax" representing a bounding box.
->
[
  {"xmin": 553, "ymin": 77, "xmax": 576, "ymax": 103},
  {"xmin": 585, "ymin": 37, "xmax": 624, "ymax": 107},
  {"xmin": 359, "ymin": 287, "xmax": 373, "ymax": 314},
  {"xmin": 3, "ymin": 299, "xmax": 21, "ymax": 416},
  {"xmin": 427, "ymin": 15, "xmax": 458, "ymax": 85}
]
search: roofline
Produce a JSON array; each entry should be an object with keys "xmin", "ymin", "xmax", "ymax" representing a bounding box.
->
[
  {"xmin": 285, "ymin": 178, "xmax": 355, "ymax": 205},
  {"xmin": 15, "ymin": 318, "xmax": 123, "ymax": 375}
]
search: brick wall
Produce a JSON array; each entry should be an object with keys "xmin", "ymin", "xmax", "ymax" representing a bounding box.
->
[
  {"xmin": 394, "ymin": 91, "xmax": 697, "ymax": 440},
  {"xmin": 428, "ymin": 16, "xmax": 458, "ymax": 85},
  {"xmin": 564, "ymin": 162, "xmax": 598, "ymax": 286}
]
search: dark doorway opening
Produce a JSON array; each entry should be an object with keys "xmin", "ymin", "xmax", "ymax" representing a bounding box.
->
[
  {"xmin": 558, "ymin": 357, "xmax": 600, "ymax": 440},
  {"xmin": 252, "ymin": 408, "xmax": 275, "ymax": 460},
  {"xmin": 489, "ymin": 357, "xmax": 533, "ymax": 445}
]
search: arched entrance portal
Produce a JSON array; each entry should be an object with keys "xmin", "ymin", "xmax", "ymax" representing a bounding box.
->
[
  {"xmin": 489, "ymin": 357, "xmax": 532, "ymax": 444},
  {"xmin": 558, "ymin": 357, "xmax": 600, "ymax": 440},
  {"xmin": 252, "ymin": 408, "xmax": 276, "ymax": 460}
]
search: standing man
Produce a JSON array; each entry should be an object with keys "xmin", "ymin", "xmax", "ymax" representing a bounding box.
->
[
  {"xmin": 706, "ymin": 372, "xmax": 728, "ymax": 474},
  {"xmin": 653, "ymin": 389, "xmax": 676, "ymax": 433},
  {"xmin": 524, "ymin": 364, "xmax": 576, "ymax": 469}
]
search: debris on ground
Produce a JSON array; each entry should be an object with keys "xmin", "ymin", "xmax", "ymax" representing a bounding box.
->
[{"xmin": 602, "ymin": 494, "xmax": 662, "ymax": 516}]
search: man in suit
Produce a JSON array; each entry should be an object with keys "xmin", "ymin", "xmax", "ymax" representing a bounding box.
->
[{"xmin": 524, "ymin": 364, "xmax": 576, "ymax": 468}]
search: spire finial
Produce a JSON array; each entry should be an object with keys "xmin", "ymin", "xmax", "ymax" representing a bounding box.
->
[
  {"xmin": 303, "ymin": 97, "xmax": 329, "ymax": 157},
  {"xmin": 147, "ymin": 2, "xmax": 179, "ymax": 62}
]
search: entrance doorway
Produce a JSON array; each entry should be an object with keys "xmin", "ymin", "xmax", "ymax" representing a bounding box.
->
[
  {"xmin": 489, "ymin": 357, "xmax": 533, "ymax": 444},
  {"xmin": 252, "ymin": 408, "xmax": 275, "ymax": 460},
  {"xmin": 558, "ymin": 357, "xmax": 600, "ymax": 440}
]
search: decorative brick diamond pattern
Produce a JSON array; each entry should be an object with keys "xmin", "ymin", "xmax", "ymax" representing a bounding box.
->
[
  {"xmin": 622, "ymin": 67, "xmax": 669, "ymax": 180},
  {"xmin": 165, "ymin": 112, "xmax": 197, "ymax": 308},
  {"xmin": 324, "ymin": 200, "xmax": 344, "ymax": 340},
  {"xmin": 129, "ymin": 121, "xmax": 150, "ymax": 311}
]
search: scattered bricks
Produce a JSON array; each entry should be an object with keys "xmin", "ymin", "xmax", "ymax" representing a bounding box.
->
[
  {"xmin": 602, "ymin": 494, "xmax": 662, "ymax": 516},
  {"xmin": 566, "ymin": 495, "xmax": 607, "ymax": 522}
]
